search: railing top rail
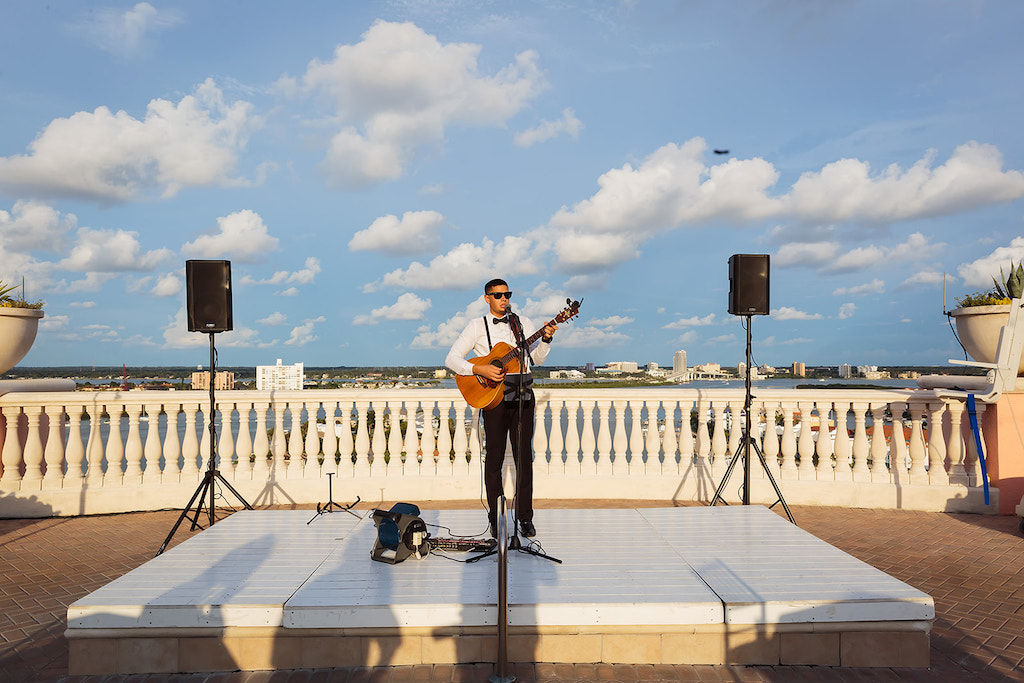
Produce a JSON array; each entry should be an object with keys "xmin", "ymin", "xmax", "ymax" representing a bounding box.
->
[{"xmin": 0, "ymin": 385, "xmax": 958, "ymax": 409}]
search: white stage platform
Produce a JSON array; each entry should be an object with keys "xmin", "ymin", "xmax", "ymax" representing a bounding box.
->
[{"xmin": 66, "ymin": 506, "xmax": 933, "ymax": 675}]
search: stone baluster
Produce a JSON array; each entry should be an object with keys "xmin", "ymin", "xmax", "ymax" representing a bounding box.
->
[
  {"xmin": 420, "ymin": 402, "xmax": 437, "ymax": 472},
  {"xmin": 644, "ymin": 402, "xmax": 662, "ymax": 474},
  {"xmin": 963, "ymin": 402, "xmax": 987, "ymax": 486},
  {"xmin": 814, "ymin": 402, "xmax": 834, "ymax": 479},
  {"xmin": 141, "ymin": 404, "xmax": 162, "ymax": 481},
  {"xmin": 609, "ymin": 398, "xmax": 627, "ymax": 472},
  {"xmin": 1, "ymin": 408, "xmax": 23, "ymax": 483},
  {"xmin": 695, "ymin": 399, "xmax": 711, "ymax": 468},
  {"xmin": 123, "ymin": 404, "xmax": 144, "ymax": 483},
  {"xmin": 726, "ymin": 400, "xmax": 743, "ymax": 457},
  {"xmin": 926, "ymin": 401, "xmax": 949, "ymax": 485},
  {"xmin": 105, "ymin": 404, "xmax": 126, "ymax": 483},
  {"xmin": 252, "ymin": 402, "xmax": 270, "ymax": 477},
  {"xmin": 564, "ymin": 400, "xmax": 582, "ymax": 474},
  {"xmin": 43, "ymin": 406, "xmax": 65, "ymax": 487},
  {"xmin": 627, "ymin": 399, "xmax": 644, "ymax": 474},
  {"xmin": 181, "ymin": 403, "xmax": 201, "ymax": 479},
  {"xmin": 305, "ymin": 401, "xmax": 322, "ymax": 469},
  {"xmin": 795, "ymin": 402, "xmax": 816, "ymax": 476},
  {"xmin": 236, "ymin": 402, "xmax": 254, "ymax": 477},
  {"xmin": 286, "ymin": 401, "xmax": 305, "ymax": 474},
  {"xmin": 761, "ymin": 403, "xmax": 781, "ymax": 466},
  {"xmin": 437, "ymin": 400, "xmax": 454, "ymax": 474},
  {"xmin": 372, "ymin": 401, "xmax": 387, "ymax": 471},
  {"xmin": 711, "ymin": 401, "xmax": 728, "ymax": 462},
  {"xmin": 337, "ymin": 402, "xmax": 355, "ymax": 476},
  {"xmin": 157, "ymin": 407, "xmax": 176, "ymax": 479},
  {"xmin": 452, "ymin": 402, "xmax": 470, "ymax": 477},
  {"xmin": 271, "ymin": 401, "xmax": 288, "ymax": 476},
  {"xmin": 533, "ymin": 396, "xmax": 550, "ymax": 470},
  {"xmin": 353, "ymin": 401, "xmax": 372, "ymax": 475},
  {"xmin": 866, "ymin": 402, "xmax": 889, "ymax": 479},
  {"xmin": 85, "ymin": 405, "xmax": 105, "ymax": 483},
  {"xmin": 945, "ymin": 400, "xmax": 967, "ymax": 485},
  {"xmin": 906, "ymin": 402, "xmax": 929, "ymax": 483},
  {"xmin": 319, "ymin": 401, "xmax": 339, "ymax": 473},
  {"xmin": 402, "ymin": 402, "xmax": 421, "ymax": 465},
  {"xmin": 849, "ymin": 402, "xmax": 870, "ymax": 481},
  {"xmin": 387, "ymin": 401, "xmax": 406, "ymax": 475},
  {"xmin": 595, "ymin": 399, "xmax": 613, "ymax": 475},
  {"xmin": 468, "ymin": 407, "xmax": 482, "ymax": 467},
  {"xmin": 580, "ymin": 399, "xmax": 597, "ymax": 475},
  {"xmin": 547, "ymin": 400, "xmax": 565, "ymax": 475},
  {"xmin": 831, "ymin": 401, "xmax": 851, "ymax": 481},
  {"xmin": 778, "ymin": 401, "xmax": 798, "ymax": 477},
  {"xmin": 64, "ymin": 406, "xmax": 86, "ymax": 483},
  {"xmin": 219, "ymin": 404, "xmax": 236, "ymax": 474},
  {"xmin": 887, "ymin": 402, "xmax": 909, "ymax": 483},
  {"xmin": 663, "ymin": 400, "xmax": 680, "ymax": 474},
  {"xmin": 21, "ymin": 407, "xmax": 44, "ymax": 484}
]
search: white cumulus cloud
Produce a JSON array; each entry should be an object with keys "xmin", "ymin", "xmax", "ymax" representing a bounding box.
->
[
  {"xmin": 0, "ymin": 79, "xmax": 258, "ymax": 201},
  {"xmin": 182, "ymin": 210, "xmax": 280, "ymax": 262},
  {"xmin": 353, "ymin": 292, "xmax": 431, "ymax": 325},
  {"xmin": 349, "ymin": 211, "xmax": 445, "ymax": 256},
  {"xmin": 282, "ymin": 20, "xmax": 547, "ymax": 187},
  {"xmin": 514, "ymin": 108, "xmax": 583, "ymax": 147}
]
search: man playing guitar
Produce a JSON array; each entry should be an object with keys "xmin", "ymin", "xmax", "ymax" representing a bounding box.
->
[{"xmin": 445, "ymin": 278, "xmax": 557, "ymax": 539}]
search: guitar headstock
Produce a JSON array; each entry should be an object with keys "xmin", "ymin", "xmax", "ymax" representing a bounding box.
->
[{"xmin": 554, "ymin": 297, "xmax": 583, "ymax": 324}]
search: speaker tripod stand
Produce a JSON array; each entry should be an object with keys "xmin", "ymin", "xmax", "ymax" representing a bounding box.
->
[
  {"xmin": 709, "ymin": 315, "xmax": 795, "ymax": 524},
  {"xmin": 157, "ymin": 332, "xmax": 253, "ymax": 555}
]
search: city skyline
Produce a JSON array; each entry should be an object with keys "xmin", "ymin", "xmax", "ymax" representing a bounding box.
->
[{"xmin": 2, "ymin": 1, "xmax": 1023, "ymax": 370}]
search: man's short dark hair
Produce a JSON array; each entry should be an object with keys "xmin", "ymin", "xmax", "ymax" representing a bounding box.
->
[{"xmin": 484, "ymin": 278, "xmax": 508, "ymax": 294}]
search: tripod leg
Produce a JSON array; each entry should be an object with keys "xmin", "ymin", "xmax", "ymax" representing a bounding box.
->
[
  {"xmin": 749, "ymin": 440, "xmax": 796, "ymax": 524},
  {"xmin": 709, "ymin": 440, "xmax": 746, "ymax": 506},
  {"xmin": 157, "ymin": 473, "xmax": 214, "ymax": 555}
]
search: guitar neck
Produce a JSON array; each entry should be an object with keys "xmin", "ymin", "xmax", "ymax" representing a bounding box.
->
[{"xmin": 499, "ymin": 316, "xmax": 551, "ymax": 367}]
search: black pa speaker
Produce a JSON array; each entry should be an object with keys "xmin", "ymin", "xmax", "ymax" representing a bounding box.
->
[
  {"xmin": 186, "ymin": 260, "xmax": 233, "ymax": 332},
  {"xmin": 728, "ymin": 254, "xmax": 770, "ymax": 316}
]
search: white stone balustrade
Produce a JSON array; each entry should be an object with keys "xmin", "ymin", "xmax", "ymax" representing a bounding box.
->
[{"xmin": 0, "ymin": 386, "xmax": 994, "ymax": 517}]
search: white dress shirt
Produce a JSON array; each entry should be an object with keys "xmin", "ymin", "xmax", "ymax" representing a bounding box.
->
[{"xmin": 445, "ymin": 313, "xmax": 551, "ymax": 377}]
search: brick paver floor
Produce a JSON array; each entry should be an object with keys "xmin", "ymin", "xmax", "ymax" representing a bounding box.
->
[{"xmin": 1, "ymin": 500, "xmax": 1022, "ymax": 682}]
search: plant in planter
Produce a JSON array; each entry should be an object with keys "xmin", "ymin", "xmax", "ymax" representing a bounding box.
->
[
  {"xmin": 0, "ymin": 278, "xmax": 45, "ymax": 375},
  {"xmin": 949, "ymin": 261, "xmax": 1024, "ymax": 375}
]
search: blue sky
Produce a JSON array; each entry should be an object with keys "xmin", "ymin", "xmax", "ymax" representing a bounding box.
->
[{"xmin": 2, "ymin": 0, "xmax": 1023, "ymax": 370}]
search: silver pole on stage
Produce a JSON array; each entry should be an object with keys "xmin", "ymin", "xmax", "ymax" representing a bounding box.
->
[{"xmin": 490, "ymin": 495, "xmax": 514, "ymax": 683}]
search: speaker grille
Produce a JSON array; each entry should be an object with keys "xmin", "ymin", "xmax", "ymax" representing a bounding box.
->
[
  {"xmin": 186, "ymin": 260, "xmax": 233, "ymax": 332},
  {"xmin": 728, "ymin": 254, "xmax": 770, "ymax": 316}
]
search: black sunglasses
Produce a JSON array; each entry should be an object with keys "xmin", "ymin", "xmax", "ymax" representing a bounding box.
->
[{"xmin": 487, "ymin": 291, "xmax": 513, "ymax": 299}]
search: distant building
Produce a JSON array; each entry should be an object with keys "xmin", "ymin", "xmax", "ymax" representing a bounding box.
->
[
  {"xmin": 673, "ymin": 350, "xmax": 688, "ymax": 374},
  {"xmin": 257, "ymin": 359, "xmax": 304, "ymax": 391},
  {"xmin": 191, "ymin": 371, "xmax": 234, "ymax": 391},
  {"xmin": 585, "ymin": 362, "xmax": 595, "ymax": 372},
  {"xmin": 602, "ymin": 361, "xmax": 639, "ymax": 373},
  {"xmin": 433, "ymin": 369, "xmax": 448, "ymax": 379},
  {"xmin": 839, "ymin": 363, "xmax": 852, "ymax": 379},
  {"xmin": 792, "ymin": 362, "xmax": 806, "ymax": 378},
  {"xmin": 551, "ymin": 369, "xmax": 586, "ymax": 379}
]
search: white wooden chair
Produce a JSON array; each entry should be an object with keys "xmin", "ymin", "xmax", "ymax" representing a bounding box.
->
[{"xmin": 917, "ymin": 297, "xmax": 1024, "ymax": 403}]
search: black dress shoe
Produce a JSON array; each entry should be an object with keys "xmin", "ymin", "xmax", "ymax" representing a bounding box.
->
[
  {"xmin": 520, "ymin": 520, "xmax": 536, "ymax": 538},
  {"xmin": 489, "ymin": 521, "xmax": 497, "ymax": 538}
]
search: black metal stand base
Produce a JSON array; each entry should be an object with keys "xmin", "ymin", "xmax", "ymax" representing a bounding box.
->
[
  {"xmin": 157, "ymin": 466, "xmax": 253, "ymax": 555},
  {"xmin": 307, "ymin": 472, "xmax": 361, "ymax": 524},
  {"xmin": 709, "ymin": 434, "xmax": 795, "ymax": 523},
  {"xmin": 708, "ymin": 314, "xmax": 795, "ymax": 525},
  {"xmin": 156, "ymin": 331, "xmax": 253, "ymax": 556}
]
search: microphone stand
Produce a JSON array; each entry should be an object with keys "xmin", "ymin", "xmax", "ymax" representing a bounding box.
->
[{"xmin": 505, "ymin": 311, "xmax": 560, "ymax": 564}]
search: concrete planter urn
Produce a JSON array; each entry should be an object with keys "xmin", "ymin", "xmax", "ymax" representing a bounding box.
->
[
  {"xmin": 0, "ymin": 307, "xmax": 44, "ymax": 374},
  {"xmin": 948, "ymin": 303, "xmax": 1024, "ymax": 375}
]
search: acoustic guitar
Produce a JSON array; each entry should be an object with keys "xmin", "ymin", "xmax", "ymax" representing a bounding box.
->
[{"xmin": 456, "ymin": 298, "xmax": 582, "ymax": 410}]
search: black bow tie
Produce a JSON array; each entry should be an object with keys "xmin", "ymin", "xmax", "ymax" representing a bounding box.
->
[{"xmin": 493, "ymin": 317, "xmax": 508, "ymax": 324}]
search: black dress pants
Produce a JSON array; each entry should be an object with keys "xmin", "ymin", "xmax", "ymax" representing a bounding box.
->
[{"xmin": 482, "ymin": 395, "xmax": 535, "ymax": 528}]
